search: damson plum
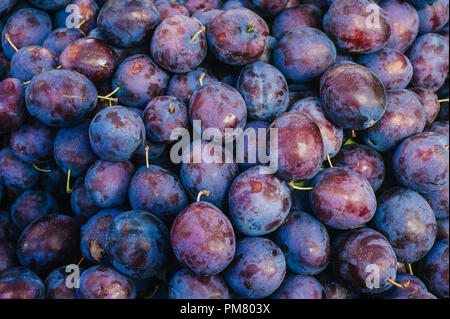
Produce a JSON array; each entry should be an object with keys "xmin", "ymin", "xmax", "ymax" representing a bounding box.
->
[
  {"xmin": 417, "ymin": 0, "xmax": 449, "ymax": 34},
  {"xmin": 238, "ymin": 120, "xmax": 269, "ymax": 170},
  {"xmin": 155, "ymin": 1, "xmax": 190, "ymax": 20},
  {"xmin": 427, "ymin": 121, "xmax": 449, "ymax": 139},
  {"xmin": 11, "ymin": 190, "xmax": 58, "ymax": 230},
  {"xmin": 0, "ymin": 211, "xmax": 19, "ymax": 241},
  {"xmin": 408, "ymin": 33, "xmax": 449, "ymax": 92},
  {"xmin": 171, "ymin": 201, "xmax": 236, "ymax": 275},
  {"xmin": 221, "ymin": 0, "xmax": 249, "ymax": 10},
  {"xmin": 78, "ymin": 265, "xmax": 136, "ymax": 299},
  {"xmin": 45, "ymin": 266, "xmax": 83, "ymax": 299},
  {"xmin": 54, "ymin": 122, "xmax": 97, "ymax": 177},
  {"xmin": 192, "ymin": 8, "xmax": 224, "ymax": 26},
  {"xmin": 10, "ymin": 46, "xmax": 57, "ymax": 82},
  {"xmin": 224, "ymin": 237, "xmax": 285, "ymax": 298},
  {"xmin": 84, "ymin": 160, "xmax": 135, "ymax": 208},
  {"xmin": 80, "ymin": 208, "xmax": 125, "ymax": 263},
  {"xmin": 379, "ymin": 0, "xmax": 419, "ymax": 52},
  {"xmin": 229, "ymin": 165, "xmax": 291, "ymax": 236},
  {"xmin": 0, "ymin": 1, "xmax": 18, "ymax": 16},
  {"xmin": 1, "ymin": 8, "xmax": 52, "ymax": 59},
  {"xmin": 361, "ymin": 89, "xmax": 426, "ymax": 152},
  {"xmin": 374, "ymin": 187, "xmax": 437, "ymax": 263},
  {"xmin": 105, "ymin": 211, "xmax": 170, "ymax": 278},
  {"xmin": 358, "ymin": 49, "xmax": 413, "ymax": 90},
  {"xmin": 0, "ymin": 78, "xmax": 25, "ymax": 134},
  {"xmin": 332, "ymin": 228, "xmax": 397, "ymax": 294},
  {"xmin": 248, "ymin": 0, "xmax": 288, "ymax": 16},
  {"xmin": 272, "ymin": 5, "xmax": 323, "ymax": 39},
  {"xmin": 310, "ymin": 167, "xmax": 377, "ymax": 230},
  {"xmin": 189, "ymin": 82, "xmax": 247, "ymax": 141},
  {"xmin": 420, "ymin": 239, "xmax": 449, "ymax": 298},
  {"xmin": 237, "ymin": 61, "xmax": 289, "ymax": 121},
  {"xmin": 168, "ymin": 269, "xmax": 230, "ymax": 299},
  {"xmin": 185, "ymin": 0, "xmax": 222, "ymax": 13},
  {"xmin": 273, "ymin": 27, "xmax": 335, "ymax": 83},
  {"xmin": 0, "ymin": 240, "xmax": 17, "ymax": 272},
  {"xmin": 113, "ymin": 55, "xmax": 170, "ymax": 109},
  {"xmin": 437, "ymin": 218, "xmax": 449, "ymax": 240},
  {"xmin": 333, "ymin": 144, "xmax": 385, "ymax": 191},
  {"xmin": 54, "ymin": 0, "xmax": 99, "ymax": 34},
  {"xmin": 271, "ymin": 275, "xmax": 325, "ymax": 299},
  {"xmin": 422, "ymin": 188, "xmax": 449, "ymax": 219},
  {"xmin": 17, "ymin": 215, "xmax": 80, "ymax": 275},
  {"xmin": 10, "ymin": 120, "xmax": 55, "ymax": 164},
  {"xmin": 0, "ymin": 148, "xmax": 39, "ymax": 191},
  {"xmin": 412, "ymin": 88, "xmax": 441, "ymax": 125},
  {"xmin": 323, "ymin": 0, "xmax": 391, "ymax": 54},
  {"xmin": 151, "ymin": 16, "xmax": 207, "ymax": 73},
  {"xmin": 25, "ymin": 70, "xmax": 98, "ymax": 127},
  {"xmin": 318, "ymin": 272, "xmax": 360, "ymax": 299},
  {"xmin": 70, "ymin": 178, "xmax": 100, "ymax": 222},
  {"xmin": 383, "ymin": 273, "xmax": 430, "ymax": 298},
  {"xmin": 207, "ymin": 8, "xmax": 269, "ymax": 65},
  {"xmin": 320, "ymin": 63, "xmax": 387, "ymax": 130},
  {"xmin": 269, "ymin": 111, "xmax": 324, "ymax": 181},
  {"xmin": 0, "ymin": 267, "xmax": 45, "ymax": 299},
  {"xmin": 167, "ymin": 67, "xmax": 216, "ymax": 105},
  {"xmin": 97, "ymin": 0, "xmax": 160, "ymax": 48},
  {"xmin": 129, "ymin": 165, "xmax": 189, "ymax": 224},
  {"xmin": 89, "ymin": 106, "xmax": 145, "ymax": 162},
  {"xmin": 392, "ymin": 132, "xmax": 449, "ymax": 192},
  {"xmin": 274, "ymin": 212, "xmax": 330, "ymax": 275},
  {"xmin": 42, "ymin": 28, "xmax": 84, "ymax": 56},
  {"xmin": 290, "ymin": 97, "xmax": 343, "ymax": 159},
  {"xmin": 143, "ymin": 96, "xmax": 189, "ymax": 144},
  {"xmin": 28, "ymin": 0, "xmax": 70, "ymax": 10}
]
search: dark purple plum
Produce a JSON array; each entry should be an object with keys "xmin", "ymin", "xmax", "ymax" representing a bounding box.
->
[
  {"xmin": 359, "ymin": 48, "xmax": 413, "ymax": 90},
  {"xmin": 185, "ymin": 0, "xmax": 222, "ymax": 13},
  {"xmin": 189, "ymin": 81, "xmax": 247, "ymax": 141},
  {"xmin": 70, "ymin": 178, "xmax": 100, "ymax": 222},
  {"xmin": 1, "ymin": 8, "xmax": 52, "ymax": 59},
  {"xmin": 269, "ymin": 111, "xmax": 324, "ymax": 181},
  {"xmin": 392, "ymin": 132, "xmax": 449, "ymax": 192},
  {"xmin": 427, "ymin": 120, "xmax": 449, "ymax": 138},
  {"xmin": 271, "ymin": 274, "xmax": 325, "ymax": 299},
  {"xmin": 237, "ymin": 61, "xmax": 289, "ymax": 121},
  {"xmin": 168, "ymin": 269, "xmax": 230, "ymax": 299},
  {"xmin": 224, "ymin": 237, "xmax": 285, "ymax": 298},
  {"xmin": 229, "ymin": 165, "xmax": 291, "ymax": 236},
  {"xmin": 0, "ymin": 148, "xmax": 39, "ymax": 191},
  {"xmin": 273, "ymin": 27, "xmax": 336, "ymax": 83},
  {"xmin": 17, "ymin": 214, "xmax": 80, "ymax": 275},
  {"xmin": 89, "ymin": 106, "xmax": 145, "ymax": 161},
  {"xmin": 258, "ymin": 35, "xmax": 276, "ymax": 63},
  {"xmin": 0, "ymin": 210, "xmax": 19, "ymax": 241},
  {"xmin": 80, "ymin": 208, "xmax": 124, "ymax": 263},
  {"xmin": 129, "ymin": 165, "xmax": 189, "ymax": 224},
  {"xmin": 45, "ymin": 266, "xmax": 83, "ymax": 299},
  {"xmin": 192, "ymin": 8, "xmax": 224, "ymax": 26},
  {"xmin": 132, "ymin": 138, "xmax": 166, "ymax": 166},
  {"xmin": 412, "ymin": 88, "xmax": 441, "ymax": 126},
  {"xmin": 0, "ymin": 0, "xmax": 18, "ymax": 16},
  {"xmin": 407, "ymin": 0, "xmax": 439, "ymax": 8},
  {"xmin": 54, "ymin": 0, "xmax": 99, "ymax": 34},
  {"xmin": 155, "ymin": 1, "xmax": 190, "ymax": 20},
  {"xmin": 374, "ymin": 187, "xmax": 437, "ymax": 263},
  {"xmin": 361, "ymin": 89, "xmax": 426, "ymax": 152},
  {"xmin": 84, "ymin": 160, "xmax": 135, "ymax": 208},
  {"xmin": 390, "ymin": 290, "xmax": 437, "ymax": 298},
  {"xmin": 151, "ymin": 15, "xmax": 207, "ymax": 73},
  {"xmin": 333, "ymin": 144, "xmax": 385, "ymax": 191},
  {"xmin": 379, "ymin": 0, "xmax": 419, "ymax": 52},
  {"xmin": 437, "ymin": 217, "xmax": 449, "ymax": 240},
  {"xmin": 318, "ymin": 272, "xmax": 360, "ymax": 299},
  {"xmin": 171, "ymin": 201, "xmax": 236, "ymax": 275},
  {"xmin": 105, "ymin": 211, "xmax": 170, "ymax": 278},
  {"xmin": 272, "ymin": 4, "xmax": 323, "ymax": 39},
  {"xmin": 28, "ymin": 0, "xmax": 70, "ymax": 10},
  {"xmin": 143, "ymin": 96, "xmax": 189, "ymax": 144},
  {"xmin": 78, "ymin": 265, "xmax": 136, "ymax": 299},
  {"xmin": 54, "ymin": 122, "xmax": 97, "ymax": 177},
  {"xmin": 97, "ymin": 0, "xmax": 160, "ymax": 48},
  {"xmin": 408, "ymin": 33, "xmax": 449, "ymax": 92},
  {"xmin": 237, "ymin": 120, "xmax": 269, "ymax": 170},
  {"xmin": 0, "ymin": 78, "xmax": 26, "ymax": 134},
  {"xmin": 274, "ymin": 211, "xmax": 330, "ymax": 275},
  {"xmin": 207, "ymin": 8, "xmax": 269, "ymax": 65},
  {"xmin": 248, "ymin": 0, "xmax": 288, "ymax": 16},
  {"xmin": 10, "ymin": 45, "xmax": 57, "ymax": 82},
  {"xmin": 417, "ymin": 0, "xmax": 449, "ymax": 34},
  {"xmin": 291, "ymin": 97, "xmax": 343, "ymax": 159},
  {"xmin": 420, "ymin": 239, "xmax": 449, "ymax": 298},
  {"xmin": 422, "ymin": 188, "xmax": 449, "ymax": 219},
  {"xmin": 0, "ymin": 267, "xmax": 45, "ymax": 299},
  {"xmin": 25, "ymin": 70, "xmax": 98, "ymax": 127},
  {"xmin": 323, "ymin": 0, "xmax": 391, "ymax": 54},
  {"xmin": 0, "ymin": 240, "xmax": 17, "ymax": 272},
  {"xmin": 11, "ymin": 190, "xmax": 58, "ymax": 230},
  {"xmin": 0, "ymin": 51, "xmax": 10, "ymax": 80},
  {"xmin": 310, "ymin": 167, "xmax": 377, "ymax": 230},
  {"xmin": 42, "ymin": 28, "xmax": 84, "ymax": 56},
  {"xmin": 10, "ymin": 120, "xmax": 55, "ymax": 164},
  {"xmin": 383, "ymin": 273, "xmax": 429, "ymax": 298},
  {"xmin": 332, "ymin": 228, "xmax": 397, "ymax": 294}
]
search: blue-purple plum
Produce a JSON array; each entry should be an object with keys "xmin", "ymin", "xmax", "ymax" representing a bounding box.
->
[
  {"xmin": 54, "ymin": 0, "xmax": 99, "ymax": 34},
  {"xmin": 420, "ymin": 239, "xmax": 449, "ymax": 298},
  {"xmin": 271, "ymin": 274, "xmax": 325, "ymax": 299},
  {"xmin": 272, "ymin": 4, "xmax": 323, "ymax": 39},
  {"xmin": 42, "ymin": 28, "xmax": 84, "ymax": 56},
  {"xmin": 0, "ymin": 148, "xmax": 39, "ymax": 191},
  {"xmin": 0, "ymin": 210, "xmax": 19, "ymax": 241},
  {"xmin": 168, "ymin": 269, "xmax": 230, "ymax": 299},
  {"xmin": 155, "ymin": 1, "xmax": 190, "ymax": 20},
  {"xmin": 318, "ymin": 272, "xmax": 360, "ymax": 299},
  {"xmin": 0, "ymin": 78, "xmax": 26, "ymax": 134},
  {"xmin": 422, "ymin": 188, "xmax": 449, "ymax": 219},
  {"xmin": 192, "ymin": 8, "xmax": 224, "ymax": 26},
  {"xmin": 237, "ymin": 120, "xmax": 269, "ymax": 171},
  {"xmin": 0, "ymin": 267, "xmax": 45, "ymax": 299},
  {"xmin": 248, "ymin": 0, "xmax": 288, "ymax": 16},
  {"xmin": 45, "ymin": 266, "xmax": 83, "ymax": 299},
  {"xmin": 10, "ymin": 45, "xmax": 57, "ymax": 82},
  {"xmin": 70, "ymin": 178, "xmax": 100, "ymax": 222},
  {"xmin": 185, "ymin": 0, "xmax": 222, "ymax": 13},
  {"xmin": 413, "ymin": 88, "xmax": 441, "ymax": 126},
  {"xmin": 0, "ymin": 240, "xmax": 17, "ymax": 272},
  {"xmin": 0, "ymin": 0, "xmax": 18, "ymax": 16},
  {"xmin": 417, "ymin": 0, "xmax": 449, "ymax": 34},
  {"xmin": 437, "ymin": 218, "xmax": 449, "ymax": 240},
  {"xmin": 28, "ymin": 0, "xmax": 70, "ymax": 10}
]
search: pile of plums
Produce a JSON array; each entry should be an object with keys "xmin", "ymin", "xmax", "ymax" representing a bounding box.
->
[{"xmin": 0, "ymin": 0, "xmax": 449, "ymax": 299}]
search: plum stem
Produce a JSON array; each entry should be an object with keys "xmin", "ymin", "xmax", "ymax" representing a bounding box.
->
[
  {"xmin": 246, "ymin": 21, "xmax": 254, "ymax": 33},
  {"xmin": 168, "ymin": 103, "xmax": 175, "ymax": 114},
  {"xmin": 327, "ymin": 154, "xmax": 333, "ymax": 168},
  {"xmin": 22, "ymin": 81, "xmax": 30, "ymax": 86},
  {"xmin": 407, "ymin": 264, "xmax": 414, "ymax": 276},
  {"xmin": 438, "ymin": 98, "xmax": 449, "ymax": 103},
  {"xmin": 98, "ymin": 95, "xmax": 118, "ymax": 102},
  {"xmin": 351, "ymin": 130, "xmax": 357, "ymax": 138},
  {"xmin": 288, "ymin": 181, "xmax": 314, "ymax": 191},
  {"xmin": 104, "ymin": 86, "xmax": 120, "ymax": 98},
  {"xmin": 77, "ymin": 256, "xmax": 84, "ymax": 266},
  {"xmin": 77, "ymin": 19, "xmax": 86, "ymax": 29},
  {"xmin": 56, "ymin": 65, "xmax": 62, "ymax": 69},
  {"xmin": 199, "ymin": 73, "xmax": 206, "ymax": 86},
  {"xmin": 32, "ymin": 164, "xmax": 51, "ymax": 173},
  {"xmin": 66, "ymin": 169, "xmax": 72, "ymax": 194},
  {"xmin": 190, "ymin": 21, "xmax": 206, "ymax": 43},
  {"xmin": 145, "ymin": 146, "xmax": 150, "ymax": 169},
  {"xmin": 4, "ymin": 34, "xmax": 19, "ymax": 52},
  {"xmin": 144, "ymin": 284, "xmax": 159, "ymax": 299},
  {"xmin": 197, "ymin": 190, "xmax": 211, "ymax": 202},
  {"xmin": 386, "ymin": 277, "xmax": 410, "ymax": 289}
]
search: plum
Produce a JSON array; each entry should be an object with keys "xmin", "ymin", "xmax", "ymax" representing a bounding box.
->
[
  {"xmin": 167, "ymin": 67, "xmax": 216, "ymax": 105},
  {"xmin": 10, "ymin": 45, "xmax": 58, "ymax": 82},
  {"xmin": 0, "ymin": 78, "xmax": 26, "ymax": 134},
  {"xmin": 54, "ymin": 0, "xmax": 99, "ymax": 34},
  {"xmin": 422, "ymin": 188, "xmax": 449, "ymax": 219},
  {"xmin": 412, "ymin": 88, "xmax": 441, "ymax": 125},
  {"xmin": 45, "ymin": 266, "xmax": 83, "ymax": 299},
  {"xmin": 192, "ymin": 8, "xmax": 224, "ymax": 26},
  {"xmin": 420, "ymin": 239, "xmax": 449, "ymax": 298},
  {"xmin": 272, "ymin": 5, "xmax": 323, "ymax": 39},
  {"xmin": 0, "ymin": 148, "xmax": 39, "ymax": 191},
  {"xmin": 42, "ymin": 28, "xmax": 84, "ymax": 56},
  {"xmin": 0, "ymin": 267, "xmax": 45, "ymax": 299},
  {"xmin": 70, "ymin": 178, "xmax": 100, "ymax": 222},
  {"xmin": 417, "ymin": 0, "xmax": 449, "ymax": 34},
  {"xmin": 0, "ymin": 240, "xmax": 17, "ymax": 273},
  {"xmin": 168, "ymin": 269, "xmax": 230, "ymax": 299},
  {"xmin": 271, "ymin": 275, "xmax": 325, "ymax": 299}
]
